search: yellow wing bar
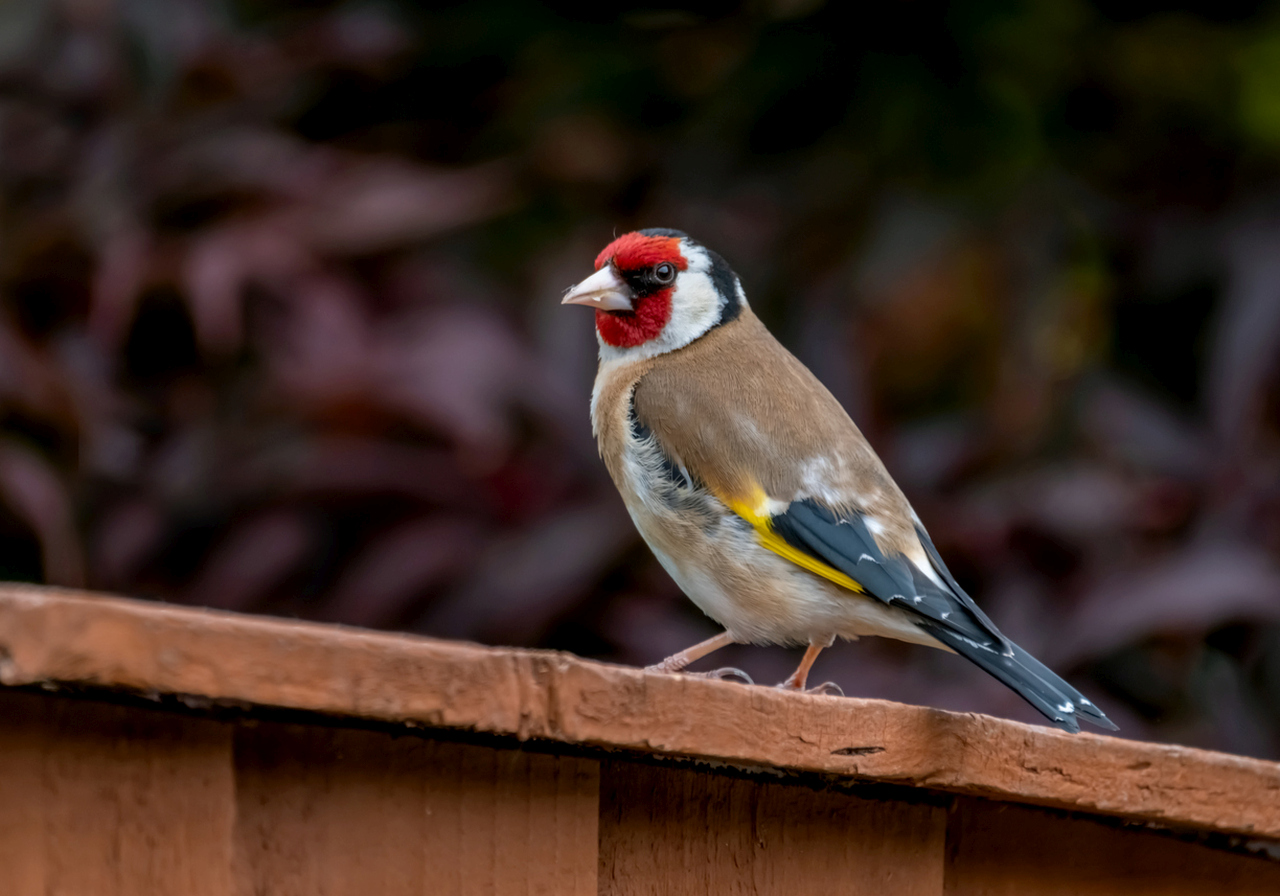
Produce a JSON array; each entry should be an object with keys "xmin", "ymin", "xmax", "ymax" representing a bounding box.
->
[{"xmin": 725, "ymin": 486, "xmax": 865, "ymax": 594}]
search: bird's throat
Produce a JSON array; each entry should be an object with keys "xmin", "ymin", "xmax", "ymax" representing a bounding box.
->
[{"xmin": 595, "ymin": 289, "xmax": 673, "ymax": 348}]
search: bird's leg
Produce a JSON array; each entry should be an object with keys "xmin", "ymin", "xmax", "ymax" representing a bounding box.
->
[
  {"xmin": 645, "ymin": 631, "xmax": 735, "ymax": 673},
  {"xmin": 777, "ymin": 635, "xmax": 843, "ymax": 696},
  {"xmin": 644, "ymin": 631, "xmax": 751, "ymax": 683},
  {"xmin": 779, "ymin": 642, "xmax": 824, "ymax": 690}
]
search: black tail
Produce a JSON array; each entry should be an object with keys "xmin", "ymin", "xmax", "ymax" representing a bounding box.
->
[{"xmin": 921, "ymin": 624, "xmax": 1117, "ymax": 733}]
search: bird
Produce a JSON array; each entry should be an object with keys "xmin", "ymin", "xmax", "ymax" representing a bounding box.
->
[{"xmin": 561, "ymin": 227, "xmax": 1116, "ymax": 734}]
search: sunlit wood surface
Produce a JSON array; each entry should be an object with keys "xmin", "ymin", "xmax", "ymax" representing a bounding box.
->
[{"xmin": 0, "ymin": 584, "xmax": 1277, "ymax": 894}]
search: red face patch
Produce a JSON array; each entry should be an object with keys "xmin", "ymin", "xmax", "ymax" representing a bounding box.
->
[
  {"xmin": 594, "ymin": 232, "xmax": 686, "ymax": 273},
  {"xmin": 593, "ymin": 232, "xmax": 688, "ymax": 349}
]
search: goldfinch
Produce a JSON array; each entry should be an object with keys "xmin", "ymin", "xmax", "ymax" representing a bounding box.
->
[{"xmin": 563, "ymin": 228, "xmax": 1116, "ymax": 733}]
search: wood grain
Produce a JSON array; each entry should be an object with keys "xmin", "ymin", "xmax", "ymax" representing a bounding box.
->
[
  {"xmin": 1, "ymin": 585, "xmax": 1279, "ymax": 839},
  {"xmin": 599, "ymin": 760, "xmax": 945, "ymax": 895},
  {"xmin": 944, "ymin": 797, "xmax": 1280, "ymax": 895},
  {"xmin": 0, "ymin": 692, "xmax": 47, "ymax": 896},
  {"xmin": 0, "ymin": 690, "xmax": 235, "ymax": 896},
  {"xmin": 232, "ymin": 722, "xmax": 598, "ymax": 896}
]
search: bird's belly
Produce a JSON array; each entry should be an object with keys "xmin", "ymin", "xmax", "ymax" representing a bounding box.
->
[{"xmin": 624, "ymin": 494, "xmax": 936, "ymax": 649}]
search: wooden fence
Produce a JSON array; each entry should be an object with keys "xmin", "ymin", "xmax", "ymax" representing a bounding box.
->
[{"xmin": 0, "ymin": 584, "xmax": 1278, "ymax": 894}]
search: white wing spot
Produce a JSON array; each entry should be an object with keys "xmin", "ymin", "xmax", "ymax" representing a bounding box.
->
[
  {"xmin": 858, "ymin": 553, "xmax": 876, "ymax": 563},
  {"xmin": 940, "ymin": 611, "xmax": 951, "ymax": 620},
  {"xmin": 796, "ymin": 456, "xmax": 849, "ymax": 507},
  {"xmin": 956, "ymin": 634, "xmax": 996, "ymax": 653},
  {"xmin": 907, "ymin": 540, "xmax": 946, "ymax": 589},
  {"xmin": 1057, "ymin": 701, "xmax": 1075, "ymax": 713}
]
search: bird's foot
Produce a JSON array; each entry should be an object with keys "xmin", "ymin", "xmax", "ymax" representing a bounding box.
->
[
  {"xmin": 683, "ymin": 667, "xmax": 755, "ymax": 685},
  {"xmin": 775, "ymin": 680, "xmax": 844, "ymax": 697},
  {"xmin": 642, "ymin": 661, "xmax": 754, "ymax": 685}
]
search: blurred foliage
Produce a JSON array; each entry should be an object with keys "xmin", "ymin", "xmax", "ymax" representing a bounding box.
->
[{"xmin": 1, "ymin": 0, "xmax": 1280, "ymax": 756}]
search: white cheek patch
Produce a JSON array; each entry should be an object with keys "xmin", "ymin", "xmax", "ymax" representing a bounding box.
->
[{"xmin": 661, "ymin": 272, "xmax": 721, "ymax": 349}]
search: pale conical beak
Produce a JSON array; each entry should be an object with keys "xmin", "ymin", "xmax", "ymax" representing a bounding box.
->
[{"xmin": 562, "ymin": 265, "xmax": 633, "ymax": 312}]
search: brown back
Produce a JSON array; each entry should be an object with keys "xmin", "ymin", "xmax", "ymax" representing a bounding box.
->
[{"xmin": 631, "ymin": 308, "xmax": 916, "ymax": 549}]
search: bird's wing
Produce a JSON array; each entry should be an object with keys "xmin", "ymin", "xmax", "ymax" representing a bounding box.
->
[{"xmin": 721, "ymin": 483, "xmax": 1012, "ymax": 656}]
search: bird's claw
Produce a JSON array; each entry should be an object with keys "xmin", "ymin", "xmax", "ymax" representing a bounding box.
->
[
  {"xmin": 688, "ymin": 666, "xmax": 754, "ymax": 685},
  {"xmin": 775, "ymin": 679, "xmax": 844, "ymax": 697},
  {"xmin": 808, "ymin": 680, "xmax": 844, "ymax": 697}
]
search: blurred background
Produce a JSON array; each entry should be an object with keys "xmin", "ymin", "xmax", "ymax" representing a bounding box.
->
[{"xmin": 1, "ymin": 0, "xmax": 1279, "ymax": 755}]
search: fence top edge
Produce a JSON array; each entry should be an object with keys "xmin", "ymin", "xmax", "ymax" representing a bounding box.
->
[{"xmin": 1, "ymin": 583, "xmax": 1278, "ymax": 841}]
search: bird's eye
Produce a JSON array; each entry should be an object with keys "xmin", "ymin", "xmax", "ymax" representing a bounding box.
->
[{"xmin": 654, "ymin": 262, "xmax": 676, "ymax": 284}]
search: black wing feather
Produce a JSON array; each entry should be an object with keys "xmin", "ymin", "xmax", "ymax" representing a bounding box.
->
[
  {"xmin": 772, "ymin": 500, "xmax": 1005, "ymax": 651},
  {"xmin": 911, "ymin": 519, "xmax": 1010, "ymax": 652},
  {"xmin": 771, "ymin": 499, "xmax": 1117, "ymax": 732},
  {"xmin": 918, "ymin": 625, "xmax": 1077, "ymax": 731}
]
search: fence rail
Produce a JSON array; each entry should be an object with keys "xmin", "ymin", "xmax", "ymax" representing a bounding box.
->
[{"xmin": 0, "ymin": 584, "xmax": 1277, "ymax": 894}]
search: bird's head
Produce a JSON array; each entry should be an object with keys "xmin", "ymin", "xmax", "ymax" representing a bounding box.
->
[{"xmin": 562, "ymin": 228, "xmax": 744, "ymax": 360}]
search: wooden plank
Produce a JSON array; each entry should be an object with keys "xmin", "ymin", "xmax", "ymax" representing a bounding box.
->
[
  {"xmin": 0, "ymin": 690, "xmax": 235, "ymax": 896},
  {"xmin": 2, "ymin": 585, "xmax": 1280, "ymax": 840},
  {"xmin": 430, "ymin": 740, "xmax": 599, "ymax": 896},
  {"xmin": 233, "ymin": 722, "xmax": 598, "ymax": 896},
  {"xmin": 599, "ymin": 760, "xmax": 945, "ymax": 895},
  {"xmin": 43, "ymin": 698, "xmax": 236, "ymax": 896},
  {"xmin": 944, "ymin": 797, "xmax": 1280, "ymax": 895},
  {"xmin": 232, "ymin": 722, "xmax": 424, "ymax": 896},
  {"xmin": 0, "ymin": 692, "xmax": 48, "ymax": 896}
]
